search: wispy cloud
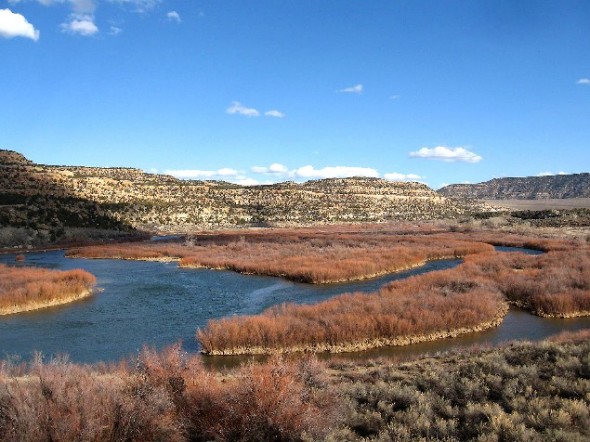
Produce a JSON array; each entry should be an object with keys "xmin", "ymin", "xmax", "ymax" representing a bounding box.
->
[
  {"xmin": 30, "ymin": 0, "xmax": 96, "ymax": 14},
  {"xmin": 165, "ymin": 162, "xmax": 430, "ymax": 186},
  {"xmin": 252, "ymin": 163, "xmax": 425, "ymax": 182},
  {"xmin": 234, "ymin": 177, "xmax": 259, "ymax": 186},
  {"xmin": 264, "ymin": 109, "xmax": 285, "ymax": 118},
  {"xmin": 537, "ymin": 171, "xmax": 567, "ymax": 176},
  {"xmin": 109, "ymin": 25, "xmax": 122, "ymax": 35},
  {"xmin": 61, "ymin": 14, "xmax": 98, "ymax": 35},
  {"xmin": 166, "ymin": 10, "xmax": 180, "ymax": 22},
  {"xmin": 226, "ymin": 101, "xmax": 260, "ymax": 117},
  {"xmin": 384, "ymin": 172, "xmax": 422, "ymax": 181},
  {"xmin": 252, "ymin": 163, "xmax": 289, "ymax": 175},
  {"xmin": 165, "ymin": 168, "xmax": 240, "ymax": 180},
  {"xmin": 108, "ymin": 0, "xmax": 161, "ymax": 13},
  {"xmin": 577, "ymin": 78, "xmax": 590, "ymax": 85},
  {"xmin": 290, "ymin": 165, "xmax": 378, "ymax": 179},
  {"xmin": 0, "ymin": 8, "xmax": 40, "ymax": 41},
  {"xmin": 165, "ymin": 167, "xmax": 263, "ymax": 186},
  {"xmin": 409, "ymin": 146, "xmax": 482, "ymax": 163},
  {"xmin": 339, "ymin": 84, "xmax": 363, "ymax": 94}
]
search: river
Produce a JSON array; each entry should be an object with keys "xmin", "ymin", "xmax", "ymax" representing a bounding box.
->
[{"xmin": 1, "ymin": 248, "xmax": 588, "ymax": 365}]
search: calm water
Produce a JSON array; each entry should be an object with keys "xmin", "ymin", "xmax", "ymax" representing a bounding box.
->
[{"xmin": 1, "ymin": 247, "xmax": 588, "ymax": 365}]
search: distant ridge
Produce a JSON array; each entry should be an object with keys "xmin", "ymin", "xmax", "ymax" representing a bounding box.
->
[
  {"xmin": 0, "ymin": 149, "xmax": 481, "ymax": 240},
  {"xmin": 438, "ymin": 173, "xmax": 590, "ymax": 200}
]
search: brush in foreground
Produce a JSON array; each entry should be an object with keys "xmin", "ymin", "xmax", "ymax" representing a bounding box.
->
[
  {"xmin": 0, "ymin": 344, "xmax": 338, "ymax": 442},
  {"xmin": 1, "ymin": 333, "xmax": 588, "ymax": 441}
]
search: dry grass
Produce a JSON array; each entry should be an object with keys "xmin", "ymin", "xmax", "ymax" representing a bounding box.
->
[
  {"xmin": 197, "ymin": 266, "xmax": 506, "ymax": 354},
  {"xmin": 197, "ymin": 241, "xmax": 590, "ymax": 355},
  {"xmin": 0, "ymin": 345, "xmax": 339, "ymax": 442},
  {"xmin": 484, "ymin": 198, "xmax": 590, "ymax": 210},
  {"xmin": 1, "ymin": 334, "xmax": 588, "ymax": 441},
  {"xmin": 70, "ymin": 224, "xmax": 495, "ymax": 283},
  {"xmin": 66, "ymin": 224, "xmax": 590, "ymax": 354},
  {"xmin": 0, "ymin": 264, "xmax": 96, "ymax": 314},
  {"xmin": 189, "ymin": 228, "xmax": 589, "ymax": 354}
]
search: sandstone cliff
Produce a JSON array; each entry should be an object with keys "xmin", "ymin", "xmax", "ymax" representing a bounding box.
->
[{"xmin": 1, "ymin": 149, "xmax": 477, "ymax": 236}]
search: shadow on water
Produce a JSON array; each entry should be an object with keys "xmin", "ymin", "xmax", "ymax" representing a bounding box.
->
[{"xmin": 1, "ymin": 246, "xmax": 588, "ymax": 366}]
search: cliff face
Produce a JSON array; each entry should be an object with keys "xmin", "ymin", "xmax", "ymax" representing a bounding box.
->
[
  {"xmin": 438, "ymin": 174, "xmax": 590, "ymax": 200},
  {"xmin": 0, "ymin": 149, "xmax": 476, "ymax": 233}
]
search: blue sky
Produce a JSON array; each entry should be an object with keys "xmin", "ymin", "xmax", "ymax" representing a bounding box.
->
[{"xmin": 1, "ymin": 1, "xmax": 589, "ymax": 188}]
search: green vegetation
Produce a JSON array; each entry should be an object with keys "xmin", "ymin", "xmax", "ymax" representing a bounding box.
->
[{"xmin": 329, "ymin": 331, "xmax": 590, "ymax": 441}]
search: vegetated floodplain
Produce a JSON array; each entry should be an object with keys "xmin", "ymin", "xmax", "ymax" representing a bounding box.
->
[
  {"xmin": 0, "ymin": 264, "xmax": 96, "ymax": 315},
  {"xmin": 67, "ymin": 223, "xmax": 590, "ymax": 355},
  {"xmin": 70, "ymin": 223, "xmax": 496, "ymax": 284},
  {"xmin": 0, "ymin": 332, "xmax": 589, "ymax": 442}
]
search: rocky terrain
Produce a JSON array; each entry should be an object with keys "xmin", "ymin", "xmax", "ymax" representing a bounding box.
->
[
  {"xmin": 439, "ymin": 173, "xmax": 590, "ymax": 200},
  {"xmin": 0, "ymin": 149, "xmax": 483, "ymax": 245}
]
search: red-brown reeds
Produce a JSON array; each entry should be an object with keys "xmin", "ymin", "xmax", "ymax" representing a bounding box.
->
[
  {"xmin": 0, "ymin": 345, "xmax": 338, "ymax": 442},
  {"xmin": 65, "ymin": 224, "xmax": 590, "ymax": 353},
  {"xmin": 464, "ymin": 248, "xmax": 590, "ymax": 317},
  {"xmin": 69, "ymin": 226, "xmax": 495, "ymax": 283},
  {"xmin": 0, "ymin": 264, "xmax": 96, "ymax": 314},
  {"xmin": 197, "ymin": 241, "xmax": 590, "ymax": 354},
  {"xmin": 197, "ymin": 267, "xmax": 507, "ymax": 355}
]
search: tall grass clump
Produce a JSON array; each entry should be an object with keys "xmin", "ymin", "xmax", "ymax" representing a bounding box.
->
[
  {"xmin": 0, "ymin": 345, "xmax": 339, "ymax": 442},
  {"xmin": 0, "ymin": 264, "xmax": 96, "ymax": 314},
  {"xmin": 197, "ymin": 267, "xmax": 507, "ymax": 355}
]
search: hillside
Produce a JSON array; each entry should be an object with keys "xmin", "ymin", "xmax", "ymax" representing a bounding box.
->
[
  {"xmin": 0, "ymin": 149, "xmax": 480, "ymax": 245},
  {"xmin": 439, "ymin": 173, "xmax": 590, "ymax": 200}
]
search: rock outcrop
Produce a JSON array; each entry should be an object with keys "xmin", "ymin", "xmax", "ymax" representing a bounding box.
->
[
  {"xmin": 439, "ymin": 174, "xmax": 590, "ymax": 200},
  {"xmin": 1, "ymin": 149, "xmax": 479, "ymax": 234}
]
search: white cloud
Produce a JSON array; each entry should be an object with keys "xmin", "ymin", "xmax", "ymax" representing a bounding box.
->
[
  {"xmin": 61, "ymin": 14, "xmax": 98, "ymax": 35},
  {"xmin": 0, "ymin": 8, "xmax": 40, "ymax": 41},
  {"xmin": 409, "ymin": 146, "xmax": 482, "ymax": 163},
  {"xmin": 166, "ymin": 10, "xmax": 180, "ymax": 22},
  {"xmin": 538, "ymin": 171, "xmax": 567, "ymax": 176},
  {"xmin": 384, "ymin": 172, "xmax": 422, "ymax": 181},
  {"xmin": 226, "ymin": 101, "xmax": 260, "ymax": 117},
  {"xmin": 577, "ymin": 78, "xmax": 590, "ymax": 85},
  {"xmin": 234, "ymin": 177, "xmax": 259, "ymax": 186},
  {"xmin": 251, "ymin": 163, "xmax": 289, "ymax": 175},
  {"xmin": 339, "ymin": 84, "xmax": 363, "ymax": 94},
  {"xmin": 70, "ymin": 0, "xmax": 95, "ymax": 13},
  {"xmin": 290, "ymin": 165, "xmax": 379, "ymax": 179},
  {"xmin": 33, "ymin": 0, "xmax": 96, "ymax": 13},
  {"xmin": 264, "ymin": 109, "xmax": 285, "ymax": 118},
  {"xmin": 165, "ymin": 168, "xmax": 240, "ymax": 179},
  {"xmin": 109, "ymin": 25, "xmax": 122, "ymax": 35},
  {"xmin": 108, "ymin": 0, "xmax": 161, "ymax": 13}
]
